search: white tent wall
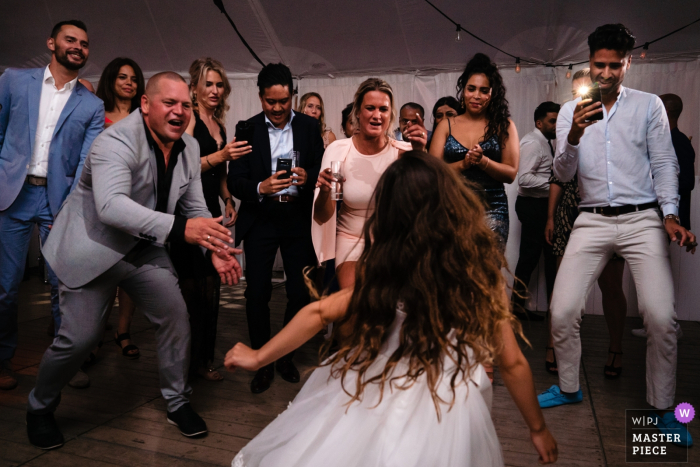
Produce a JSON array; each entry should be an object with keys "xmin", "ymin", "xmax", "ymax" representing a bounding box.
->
[{"xmin": 212, "ymin": 61, "xmax": 699, "ymax": 320}]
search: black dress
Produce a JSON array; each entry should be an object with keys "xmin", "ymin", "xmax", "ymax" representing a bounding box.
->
[{"xmin": 169, "ymin": 112, "xmax": 226, "ymax": 376}]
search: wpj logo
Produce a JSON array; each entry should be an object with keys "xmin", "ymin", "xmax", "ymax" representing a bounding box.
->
[{"xmin": 625, "ymin": 404, "xmax": 693, "ymax": 463}]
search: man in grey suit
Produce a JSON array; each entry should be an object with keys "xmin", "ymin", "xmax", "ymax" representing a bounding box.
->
[
  {"xmin": 0, "ymin": 20, "xmax": 104, "ymax": 391},
  {"xmin": 26, "ymin": 72, "xmax": 242, "ymax": 449}
]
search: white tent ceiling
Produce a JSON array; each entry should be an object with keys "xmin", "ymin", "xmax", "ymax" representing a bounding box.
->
[{"xmin": 2, "ymin": 0, "xmax": 700, "ymax": 79}]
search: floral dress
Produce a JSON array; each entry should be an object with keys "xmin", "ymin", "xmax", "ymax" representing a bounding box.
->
[{"xmin": 549, "ymin": 174, "xmax": 580, "ymax": 257}]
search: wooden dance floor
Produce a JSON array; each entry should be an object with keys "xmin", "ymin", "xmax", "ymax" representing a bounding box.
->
[{"xmin": 1, "ymin": 275, "xmax": 698, "ymax": 467}]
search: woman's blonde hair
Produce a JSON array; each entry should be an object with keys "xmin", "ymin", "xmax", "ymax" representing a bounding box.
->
[
  {"xmin": 351, "ymin": 78, "xmax": 396, "ymax": 139},
  {"xmin": 297, "ymin": 92, "xmax": 328, "ymax": 136},
  {"xmin": 188, "ymin": 57, "xmax": 231, "ymax": 125},
  {"xmin": 319, "ymin": 151, "xmax": 524, "ymax": 419}
]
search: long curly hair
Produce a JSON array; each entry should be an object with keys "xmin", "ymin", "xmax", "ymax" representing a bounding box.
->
[
  {"xmin": 320, "ymin": 151, "xmax": 521, "ymax": 417},
  {"xmin": 456, "ymin": 53, "xmax": 511, "ymax": 145},
  {"xmin": 188, "ymin": 57, "xmax": 231, "ymax": 125}
]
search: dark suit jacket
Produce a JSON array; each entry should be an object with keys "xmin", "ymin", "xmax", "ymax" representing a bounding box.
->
[
  {"xmin": 228, "ymin": 111, "xmax": 324, "ymax": 245},
  {"xmin": 671, "ymin": 127, "xmax": 696, "ymax": 192}
]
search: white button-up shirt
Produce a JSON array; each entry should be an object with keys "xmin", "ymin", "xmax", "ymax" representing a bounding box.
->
[
  {"xmin": 257, "ymin": 110, "xmax": 299, "ymax": 198},
  {"xmin": 554, "ymin": 86, "xmax": 679, "ymax": 216},
  {"xmin": 518, "ymin": 128, "xmax": 553, "ymax": 198},
  {"xmin": 28, "ymin": 66, "xmax": 77, "ymax": 177}
]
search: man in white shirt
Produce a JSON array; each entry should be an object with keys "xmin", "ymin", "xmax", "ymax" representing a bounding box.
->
[
  {"xmin": 512, "ymin": 102, "xmax": 560, "ymax": 321},
  {"xmin": 0, "ymin": 20, "xmax": 104, "ymax": 391},
  {"xmin": 538, "ymin": 23, "xmax": 695, "ymax": 448}
]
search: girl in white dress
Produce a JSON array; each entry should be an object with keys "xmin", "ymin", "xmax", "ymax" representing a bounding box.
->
[{"xmin": 225, "ymin": 151, "xmax": 557, "ymax": 466}]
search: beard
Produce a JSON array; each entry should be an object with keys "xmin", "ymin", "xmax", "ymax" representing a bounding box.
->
[{"xmin": 55, "ymin": 48, "xmax": 86, "ymax": 71}]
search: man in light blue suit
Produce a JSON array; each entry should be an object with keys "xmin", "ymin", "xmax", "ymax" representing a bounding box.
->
[{"xmin": 0, "ymin": 20, "xmax": 104, "ymax": 390}]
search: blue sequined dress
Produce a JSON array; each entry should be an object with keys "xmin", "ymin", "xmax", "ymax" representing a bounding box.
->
[{"xmin": 443, "ymin": 120, "xmax": 509, "ymax": 250}]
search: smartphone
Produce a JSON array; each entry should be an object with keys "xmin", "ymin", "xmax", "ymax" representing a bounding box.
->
[
  {"xmin": 234, "ymin": 120, "xmax": 254, "ymax": 144},
  {"xmin": 276, "ymin": 158, "xmax": 292, "ymax": 179},
  {"xmin": 581, "ymin": 82, "xmax": 603, "ymax": 122}
]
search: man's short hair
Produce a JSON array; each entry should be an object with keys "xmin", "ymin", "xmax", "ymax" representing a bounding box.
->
[
  {"xmin": 572, "ymin": 68, "xmax": 590, "ymax": 81},
  {"xmin": 659, "ymin": 94, "xmax": 683, "ymax": 120},
  {"xmin": 341, "ymin": 103, "xmax": 354, "ymax": 129},
  {"xmin": 145, "ymin": 72, "xmax": 187, "ymax": 96},
  {"xmin": 51, "ymin": 20, "xmax": 87, "ymax": 39},
  {"xmin": 400, "ymin": 102, "xmax": 425, "ymax": 119},
  {"xmin": 534, "ymin": 102, "xmax": 560, "ymax": 123},
  {"xmin": 257, "ymin": 63, "xmax": 293, "ymax": 95},
  {"xmin": 588, "ymin": 24, "xmax": 636, "ymax": 56}
]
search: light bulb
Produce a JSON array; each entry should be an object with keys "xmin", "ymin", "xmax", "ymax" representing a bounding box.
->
[
  {"xmin": 566, "ymin": 64, "xmax": 572, "ymax": 79},
  {"xmin": 455, "ymin": 25, "xmax": 461, "ymax": 42},
  {"xmin": 640, "ymin": 43, "xmax": 649, "ymax": 59},
  {"xmin": 515, "ymin": 58, "xmax": 521, "ymax": 73}
]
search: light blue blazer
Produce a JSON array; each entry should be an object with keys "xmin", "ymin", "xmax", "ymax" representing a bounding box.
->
[{"xmin": 0, "ymin": 67, "xmax": 105, "ymax": 215}]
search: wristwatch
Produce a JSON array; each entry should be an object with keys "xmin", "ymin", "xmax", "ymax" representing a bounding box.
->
[{"xmin": 664, "ymin": 214, "xmax": 681, "ymax": 224}]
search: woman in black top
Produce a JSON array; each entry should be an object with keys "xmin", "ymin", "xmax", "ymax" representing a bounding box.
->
[{"xmin": 171, "ymin": 57, "xmax": 251, "ymax": 381}]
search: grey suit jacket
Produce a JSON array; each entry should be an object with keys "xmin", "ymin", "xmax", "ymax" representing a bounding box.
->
[{"xmin": 43, "ymin": 110, "xmax": 211, "ymax": 289}]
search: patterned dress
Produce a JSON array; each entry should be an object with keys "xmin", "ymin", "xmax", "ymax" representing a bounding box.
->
[{"xmin": 549, "ymin": 174, "xmax": 580, "ymax": 256}]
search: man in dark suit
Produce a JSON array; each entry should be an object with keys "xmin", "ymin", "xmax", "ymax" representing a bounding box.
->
[
  {"xmin": 0, "ymin": 20, "xmax": 104, "ymax": 391},
  {"xmin": 228, "ymin": 63, "xmax": 323, "ymax": 394},
  {"xmin": 660, "ymin": 94, "xmax": 696, "ymax": 230}
]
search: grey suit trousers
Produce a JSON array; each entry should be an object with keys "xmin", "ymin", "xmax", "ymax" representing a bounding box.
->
[{"xmin": 27, "ymin": 245, "xmax": 192, "ymax": 413}]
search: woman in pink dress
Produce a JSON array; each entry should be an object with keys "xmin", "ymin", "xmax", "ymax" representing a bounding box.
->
[{"xmin": 312, "ymin": 78, "xmax": 427, "ymax": 289}]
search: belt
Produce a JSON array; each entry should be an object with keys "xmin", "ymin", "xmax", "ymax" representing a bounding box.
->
[
  {"xmin": 268, "ymin": 194, "xmax": 299, "ymax": 203},
  {"xmin": 579, "ymin": 202, "xmax": 658, "ymax": 216},
  {"xmin": 26, "ymin": 175, "xmax": 47, "ymax": 186}
]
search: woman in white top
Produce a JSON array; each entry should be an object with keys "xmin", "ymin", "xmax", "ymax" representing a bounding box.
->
[
  {"xmin": 311, "ymin": 78, "xmax": 427, "ymax": 289},
  {"xmin": 225, "ymin": 152, "xmax": 558, "ymax": 467}
]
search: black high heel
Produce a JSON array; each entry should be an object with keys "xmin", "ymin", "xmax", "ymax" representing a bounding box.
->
[
  {"xmin": 604, "ymin": 350, "xmax": 623, "ymax": 379},
  {"xmin": 545, "ymin": 346, "xmax": 558, "ymax": 375}
]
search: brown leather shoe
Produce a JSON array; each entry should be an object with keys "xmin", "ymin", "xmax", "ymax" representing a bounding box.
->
[{"xmin": 0, "ymin": 360, "xmax": 18, "ymax": 390}]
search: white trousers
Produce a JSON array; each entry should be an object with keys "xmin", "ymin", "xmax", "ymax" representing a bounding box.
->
[{"xmin": 550, "ymin": 209, "xmax": 677, "ymax": 409}]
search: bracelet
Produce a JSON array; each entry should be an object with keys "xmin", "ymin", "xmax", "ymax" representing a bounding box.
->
[
  {"xmin": 224, "ymin": 197, "xmax": 232, "ymax": 204},
  {"xmin": 664, "ymin": 214, "xmax": 680, "ymax": 224},
  {"xmin": 481, "ymin": 157, "xmax": 491, "ymax": 170},
  {"xmin": 206, "ymin": 155, "xmax": 215, "ymax": 169}
]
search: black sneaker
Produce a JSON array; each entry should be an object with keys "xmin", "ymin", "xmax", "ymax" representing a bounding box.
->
[
  {"xmin": 166, "ymin": 404, "xmax": 208, "ymax": 437},
  {"xmin": 26, "ymin": 412, "xmax": 64, "ymax": 450}
]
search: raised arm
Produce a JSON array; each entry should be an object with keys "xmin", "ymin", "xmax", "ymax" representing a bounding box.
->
[{"xmin": 225, "ymin": 288, "xmax": 352, "ymax": 371}]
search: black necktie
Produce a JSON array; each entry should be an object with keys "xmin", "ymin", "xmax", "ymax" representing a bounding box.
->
[{"xmin": 547, "ymin": 139, "xmax": 554, "ymax": 157}]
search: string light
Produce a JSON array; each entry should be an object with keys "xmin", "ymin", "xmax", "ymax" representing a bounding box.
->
[
  {"xmin": 455, "ymin": 24, "xmax": 461, "ymax": 42},
  {"xmin": 515, "ymin": 58, "xmax": 521, "ymax": 73},
  {"xmin": 566, "ymin": 64, "xmax": 573, "ymax": 79},
  {"xmin": 640, "ymin": 42, "xmax": 649, "ymax": 59}
]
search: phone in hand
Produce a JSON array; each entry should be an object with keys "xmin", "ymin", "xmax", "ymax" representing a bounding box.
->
[
  {"xmin": 579, "ymin": 82, "xmax": 603, "ymax": 122},
  {"xmin": 276, "ymin": 158, "xmax": 292, "ymax": 179},
  {"xmin": 234, "ymin": 120, "xmax": 254, "ymax": 144}
]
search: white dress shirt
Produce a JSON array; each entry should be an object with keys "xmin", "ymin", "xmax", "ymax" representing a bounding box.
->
[
  {"xmin": 257, "ymin": 111, "xmax": 299, "ymax": 198},
  {"xmin": 554, "ymin": 86, "xmax": 679, "ymax": 216},
  {"xmin": 518, "ymin": 128, "xmax": 553, "ymax": 198},
  {"xmin": 28, "ymin": 66, "xmax": 78, "ymax": 177}
]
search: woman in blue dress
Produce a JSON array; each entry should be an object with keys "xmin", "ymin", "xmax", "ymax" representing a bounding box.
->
[{"xmin": 430, "ymin": 53, "xmax": 520, "ymax": 251}]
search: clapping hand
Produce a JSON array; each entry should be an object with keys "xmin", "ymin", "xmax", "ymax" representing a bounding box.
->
[
  {"xmin": 403, "ymin": 112, "xmax": 428, "ymax": 151},
  {"xmin": 466, "ymin": 144, "xmax": 484, "ymax": 167}
]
